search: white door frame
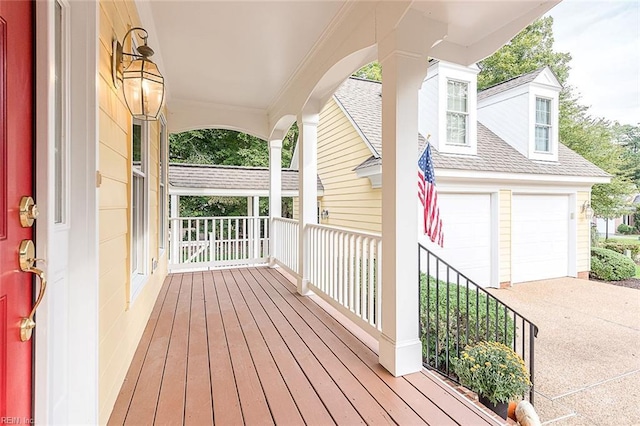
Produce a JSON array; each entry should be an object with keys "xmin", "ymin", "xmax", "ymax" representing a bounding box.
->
[{"xmin": 34, "ymin": 1, "xmax": 99, "ymax": 424}]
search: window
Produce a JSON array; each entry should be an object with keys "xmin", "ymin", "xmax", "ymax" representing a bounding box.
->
[
  {"xmin": 535, "ymin": 97, "xmax": 551, "ymax": 152},
  {"xmin": 54, "ymin": 0, "xmax": 68, "ymax": 224},
  {"xmin": 159, "ymin": 117, "xmax": 167, "ymax": 252},
  {"xmin": 446, "ymin": 80, "xmax": 468, "ymax": 145},
  {"xmin": 131, "ymin": 119, "xmax": 148, "ymax": 285}
]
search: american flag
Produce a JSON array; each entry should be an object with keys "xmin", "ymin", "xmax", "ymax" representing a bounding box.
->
[{"xmin": 418, "ymin": 143, "xmax": 444, "ymax": 247}]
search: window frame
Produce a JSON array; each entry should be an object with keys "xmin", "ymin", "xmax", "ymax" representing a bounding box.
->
[
  {"xmin": 446, "ymin": 79, "xmax": 469, "ymax": 146},
  {"xmin": 131, "ymin": 118, "xmax": 149, "ymax": 301},
  {"xmin": 534, "ymin": 97, "xmax": 552, "ymax": 153},
  {"xmin": 158, "ymin": 115, "xmax": 167, "ymax": 253}
]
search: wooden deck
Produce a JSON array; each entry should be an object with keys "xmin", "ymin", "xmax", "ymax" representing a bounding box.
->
[{"xmin": 108, "ymin": 267, "xmax": 501, "ymax": 425}]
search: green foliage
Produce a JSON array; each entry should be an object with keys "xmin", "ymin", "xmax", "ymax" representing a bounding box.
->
[
  {"xmin": 635, "ymin": 207, "xmax": 640, "ymax": 233},
  {"xmin": 617, "ymin": 223, "xmax": 634, "ymax": 235},
  {"xmin": 590, "ymin": 247, "xmax": 636, "ymax": 281},
  {"xmin": 169, "ymin": 125, "xmax": 298, "ymax": 218},
  {"xmin": 477, "ymin": 17, "xmax": 571, "ymax": 90},
  {"xmin": 452, "ymin": 341, "xmax": 531, "ymax": 405},
  {"xmin": 352, "ymin": 62, "xmax": 381, "ymax": 81},
  {"xmin": 601, "ymin": 239, "xmax": 640, "ymax": 260},
  {"xmin": 419, "ymin": 274, "xmax": 515, "ymax": 371},
  {"xmin": 612, "ymin": 123, "xmax": 640, "ymax": 188}
]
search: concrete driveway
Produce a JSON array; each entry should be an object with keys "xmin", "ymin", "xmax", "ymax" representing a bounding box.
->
[{"xmin": 488, "ymin": 278, "xmax": 640, "ymax": 425}]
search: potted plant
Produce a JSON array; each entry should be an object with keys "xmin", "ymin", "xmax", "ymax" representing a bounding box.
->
[{"xmin": 452, "ymin": 341, "xmax": 532, "ymax": 419}]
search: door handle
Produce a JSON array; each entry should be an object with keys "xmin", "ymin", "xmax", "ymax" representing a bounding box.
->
[{"xmin": 18, "ymin": 240, "xmax": 47, "ymax": 342}]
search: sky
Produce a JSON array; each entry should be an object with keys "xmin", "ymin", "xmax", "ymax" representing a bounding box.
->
[{"xmin": 545, "ymin": 0, "xmax": 639, "ymax": 125}]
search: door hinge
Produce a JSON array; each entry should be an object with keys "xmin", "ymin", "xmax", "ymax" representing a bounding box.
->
[{"xmin": 96, "ymin": 171, "xmax": 102, "ymax": 188}]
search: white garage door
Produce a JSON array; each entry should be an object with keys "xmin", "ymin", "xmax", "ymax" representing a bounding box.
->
[
  {"xmin": 512, "ymin": 195, "xmax": 569, "ymax": 283},
  {"xmin": 422, "ymin": 193, "xmax": 493, "ymax": 287}
]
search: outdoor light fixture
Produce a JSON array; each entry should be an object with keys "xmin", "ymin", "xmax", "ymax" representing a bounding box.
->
[
  {"xmin": 320, "ymin": 209, "xmax": 330, "ymax": 220},
  {"xmin": 112, "ymin": 27, "xmax": 165, "ymax": 121},
  {"xmin": 582, "ymin": 200, "xmax": 594, "ymax": 220}
]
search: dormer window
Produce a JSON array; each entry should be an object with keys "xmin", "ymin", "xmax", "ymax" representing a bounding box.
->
[
  {"xmin": 446, "ymin": 80, "xmax": 468, "ymax": 145},
  {"xmin": 535, "ymin": 97, "xmax": 551, "ymax": 152}
]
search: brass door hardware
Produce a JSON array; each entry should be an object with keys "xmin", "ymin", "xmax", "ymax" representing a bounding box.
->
[
  {"xmin": 19, "ymin": 196, "xmax": 39, "ymax": 227},
  {"xmin": 18, "ymin": 240, "xmax": 47, "ymax": 342}
]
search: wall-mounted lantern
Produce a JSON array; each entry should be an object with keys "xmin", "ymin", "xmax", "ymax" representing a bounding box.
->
[
  {"xmin": 112, "ymin": 27, "xmax": 165, "ymax": 120},
  {"xmin": 581, "ymin": 200, "xmax": 594, "ymax": 220}
]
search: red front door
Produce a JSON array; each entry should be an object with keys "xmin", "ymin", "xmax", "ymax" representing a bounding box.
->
[{"xmin": 0, "ymin": 0, "xmax": 34, "ymax": 421}]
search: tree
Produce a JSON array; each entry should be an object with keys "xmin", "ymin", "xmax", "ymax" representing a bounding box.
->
[
  {"xmin": 169, "ymin": 126, "xmax": 297, "ymax": 218},
  {"xmin": 477, "ymin": 17, "xmax": 571, "ymax": 90}
]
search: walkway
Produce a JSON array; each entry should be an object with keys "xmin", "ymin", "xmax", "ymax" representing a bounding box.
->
[
  {"xmin": 108, "ymin": 267, "xmax": 501, "ymax": 425},
  {"xmin": 489, "ymin": 278, "xmax": 640, "ymax": 425}
]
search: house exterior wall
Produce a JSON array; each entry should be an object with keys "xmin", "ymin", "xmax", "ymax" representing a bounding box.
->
[
  {"xmin": 499, "ymin": 190, "xmax": 512, "ymax": 286},
  {"xmin": 315, "ymin": 98, "xmax": 382, "ymax": 233},
  {"xmin": 477, "ymin": 88, "xmax": 529, "ymax": 157},
  {"xmin": 576, "ymin": 191, "xmax": 591, "ymax": 277},
  {"xmin": 98, "ymin": 1, "xmax": 168, "ymax": 423}
]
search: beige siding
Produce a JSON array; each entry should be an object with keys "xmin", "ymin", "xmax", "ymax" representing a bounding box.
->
[
  {"xmin": 499, "ymin": 190, "xmax": 512, "ymax": 284},
  {"xmin": 316, "ymin": 98, "xmax": 381, "ymax": 233},
  {"xmin": 576, "ymin": 191, "xmax": 591, "ymax": 274},
  {"xmin": 98, "ymin": 1, "xmax": 168, "ymax": 423}
]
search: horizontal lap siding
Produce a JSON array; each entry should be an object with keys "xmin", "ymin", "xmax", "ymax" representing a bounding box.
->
[
  {"xmin": 317, "ymin": 98, "xmax": 381, "ymax": 233},
  {"xmin": 499, "ymin": 190, "xmax": 511, "ymax": 283},
  {"xmin": 98, "ymin": 1, "xmax": 169, "ymax": 423},
  {"xmin": 576, "ymin": 191, "xmax": 590, "ymax": 273}
]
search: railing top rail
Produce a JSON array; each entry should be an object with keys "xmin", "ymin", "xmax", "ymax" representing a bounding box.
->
[
  {"xmin": 170, "ymin": 216, "xmax": 270, "ymax": 221},
  {"xmin": 272, "ymin": 217, "xmax": 298, "ymax": 225},
  {"xmin": 306, "ymin": 223, "xmax": 382, "ymax": 241},
  {"xmin": 419, "ymin": 242, "xmax": 538, "ymax": 334}
]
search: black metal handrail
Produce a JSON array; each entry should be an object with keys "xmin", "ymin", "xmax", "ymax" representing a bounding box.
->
[{"xmin": 418, "ymin": 243, "xmax": 538, "ymax": 404}]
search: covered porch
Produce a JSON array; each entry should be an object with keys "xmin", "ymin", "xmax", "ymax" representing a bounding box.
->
[{"xmin": 108, "ymin": 267, "xmax": 501, "ymax": 425}]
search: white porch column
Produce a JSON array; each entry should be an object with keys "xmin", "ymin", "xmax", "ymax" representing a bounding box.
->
[
  {"xmin": 378, "ymin": 11, "xmax": 446, "ymax": 376},
  {"xmin": 269, "ymin": 138, "xmax": 282, "ymax": 266},
  {"xmin": 170, "ymin": 194, "xmax": 180, "ymax": 264},
  {"xmin": 297, "ymin": 111, "xmax": 319, "ymax": 296}
]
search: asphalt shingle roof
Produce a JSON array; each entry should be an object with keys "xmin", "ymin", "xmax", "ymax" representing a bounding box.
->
[
  {"xmin": 169, "ymin": 164, "xmax": 324, "ymax": 192},
  {"xmin": 477, "ymin": 67, "xmax": 545, "ymax": 100},
  {"xmin": 337, "ymin": 76, "xmax": 608, "ymax": 179}
]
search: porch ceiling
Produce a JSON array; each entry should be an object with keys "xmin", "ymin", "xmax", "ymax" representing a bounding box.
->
[{"xmin": 138, "ymin": 0, "xmax": 559, "ymax": 138}]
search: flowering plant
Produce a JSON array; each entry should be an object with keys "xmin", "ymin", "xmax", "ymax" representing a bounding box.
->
[{"xmin": 452, "ymin": 341, "xmax": 531, "ymax": 405}]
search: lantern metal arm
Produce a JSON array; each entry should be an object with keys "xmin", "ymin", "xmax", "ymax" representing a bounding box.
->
[{"xmin": 112, "ymin": 27, "xmax": 156, "ymax": 89}]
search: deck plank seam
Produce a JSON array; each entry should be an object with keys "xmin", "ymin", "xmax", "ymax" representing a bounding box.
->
[
  {"xmin": 219, "ymin": 269, "xmax": 275, "ymax": 425},
  {"xmin": 113, "ymin": 273, "xmax": 175, "ymax": 425},
  {"xmin": 246, "ymin": 268, "xmax": 390, "ymax": 425},
  {"xmin": 229, "ymin": 268, "xmax": 309, "ymax": 425},
  {"xmin": 262, "ymin": 267, "xmax": 489, "ymax": 426},
  {"xmin": 211, "ymin": 270, "xmax": 246, "ymax": 426},
  {"xmin": 240, "ymin": 268, "xmax": 361, "ymax": 425},
  {"xmin": 182, "ymin": 272, "xmax": 195, "ymax": 425},
  {"xmin": 199, "ymin": 271, "xmax": 216, "ymax": 424}
]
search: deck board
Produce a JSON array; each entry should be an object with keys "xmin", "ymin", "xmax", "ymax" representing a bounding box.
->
[{"xmin": 108, "ymin": 267, "xmax": 501, "ymax": 426}]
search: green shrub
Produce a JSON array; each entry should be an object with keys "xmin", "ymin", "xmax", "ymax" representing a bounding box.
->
[
  {"xmin": 601, "ymin": 240, "xmax": 640, "ymax": 260},
  {"xmin": 617, "ymin": 223, "xmax": 634, "ymax": 235},
  {"xmin": 590, "ymin": 247, "xmax": 636, "ymax": 281},
  {"xmin": 419, "ymin": 274, "xmax": 515, "ymax": 370}
]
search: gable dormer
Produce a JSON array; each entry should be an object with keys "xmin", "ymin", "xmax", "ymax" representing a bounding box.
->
[
  {"xmin": 418, "ymin": 60, "xmax": 480, "ymax": 156},
  {"xmin": 477, "ymin": 67, "xmax": 561, "ymax": 162}
]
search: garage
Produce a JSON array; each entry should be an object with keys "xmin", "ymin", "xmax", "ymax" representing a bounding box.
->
[
  {"xmin": 422, "ymin": 193, "xmax": 494, "ymax": 287},
  {"xmin": 512, "ymin": 194, "xmax": 570, "ymax": 283}
]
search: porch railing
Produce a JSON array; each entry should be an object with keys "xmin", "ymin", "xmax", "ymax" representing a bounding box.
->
[
  {"xmin": 419, "ymin": 243, "xmax": 538, "ymax": 404},
  {"xmin": 272, "ymin": 217, "xmax": 299, "ymax": 276},
  {"xmin": 306, "ymin": 224, "xmax": 382, "ymax": 338},
  {"xmin": 169, "ymin": 216, "xmax": 269, "ymax": 271}
]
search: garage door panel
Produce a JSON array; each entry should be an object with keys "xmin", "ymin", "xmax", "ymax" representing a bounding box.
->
[
  {"xmin": 424, "ymin": 193, "xmax": 492, "ymax": 287},
  {"xmin": 512, "ymin": 195, "xmax": 569, "ymax": 283}
]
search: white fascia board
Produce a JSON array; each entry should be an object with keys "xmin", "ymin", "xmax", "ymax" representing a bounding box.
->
[
  {"xmin": 354, "ymin": 164, "xmax": 382, "ymax": 188},
  {"xmin": 533, "ymin": 67, "xmax": 562, "ymax": 89},
  {"xmin": 333, "ymin": 95, "xmax": 380, "ymax": 157},
  {"xmin": 169, "ymin": 187, "xmax": 324, "ymax": 197},
  {"xmin": 435, "ymin": 168, "xmax": 611, "ymax": 185}
]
